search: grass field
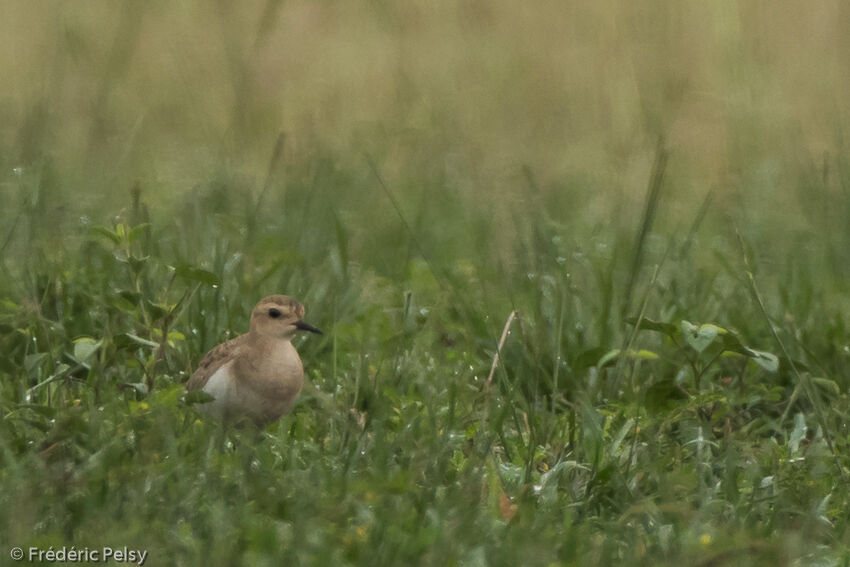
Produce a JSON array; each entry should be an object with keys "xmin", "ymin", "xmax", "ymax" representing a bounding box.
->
[{"xmin": 3, "ymin": 2, "xmax": 850, "ymax": 565}]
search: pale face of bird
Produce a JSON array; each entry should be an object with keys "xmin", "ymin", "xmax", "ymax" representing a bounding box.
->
[{"xmin": 249, "ymin": 295, "xmax": 322, "ymax": 340}]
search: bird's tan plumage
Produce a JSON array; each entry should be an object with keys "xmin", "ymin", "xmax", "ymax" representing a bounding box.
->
[
  {"xmin": 186, "ymin": 294, "xmax": 321, "ymax": 427},
  {"xmin": 186, "ymin": 334, "xmax": 249, "ymax": 392}
]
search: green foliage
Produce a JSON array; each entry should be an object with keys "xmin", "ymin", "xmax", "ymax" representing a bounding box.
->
[
  {"xmin": 3, "ymin": 3, "xmax": 850, "ymax": 566},
  {"xmin": 2, "ymin": 173, "xmax": 848, "ymax": 565}
]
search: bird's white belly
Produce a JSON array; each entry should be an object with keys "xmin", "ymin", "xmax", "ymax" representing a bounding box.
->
[
  {"xmin": 200, "ymin": 361, "xmax": 238, "ymax": 419},
  {"xmin": 200, "ymin": 357, "xmax": 301, "ymax": 425}
]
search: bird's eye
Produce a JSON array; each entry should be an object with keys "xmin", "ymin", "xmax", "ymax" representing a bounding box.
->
[{"xmin": 268, "ymin": 308, "xmax": 282, "ymax": 319}]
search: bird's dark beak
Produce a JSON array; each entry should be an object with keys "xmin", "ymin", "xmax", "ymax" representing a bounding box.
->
[{"xmin": 294, "ymin": 320, "xmax": 323, "ymax": 335}]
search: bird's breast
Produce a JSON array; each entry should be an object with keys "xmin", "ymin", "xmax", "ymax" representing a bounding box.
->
[{"xmin": 233, "ymin": 340, "xmax": 304, "ymax": 423}]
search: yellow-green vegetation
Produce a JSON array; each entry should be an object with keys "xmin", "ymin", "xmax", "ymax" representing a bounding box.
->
[{"xmin": 3, "ymin": 2, "xmax": 850, "ymax": 565}]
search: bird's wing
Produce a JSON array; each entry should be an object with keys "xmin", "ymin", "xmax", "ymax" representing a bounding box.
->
[{"xmin": 186, "ymin": 334, "xmax": 247, "ymax": 391}]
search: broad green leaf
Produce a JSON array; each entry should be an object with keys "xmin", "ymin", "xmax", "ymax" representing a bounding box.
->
[
  {"xmin": 597, "ymin": 348, "xmax": 659, "ymax": 368},
  {"xmin": 119, "ymin": 333, "xmax": 159, "ymax": 349},
  {"xmin": 174, "ymin": 265, "xmax": 220, "ymax": 287},
  {"xmin": 108, "ymin": 290, "xmax": 139, "ymax": 313},
  {"xmin": 681, "ymin": 320, "xmax": 697, "ymax": 337},
  {"xmin": 681, "ymin": 321, "xmax": 719, "ymax": 353},
  {"xmin": 149, "ymin": 385, "xmax": 185, "ymax": 408},
  {"xmin": 128, "ymin": 255, "xmax": 149, "ymax": 275},
  {"xmin": 744, "ymin": 348, "xmax": 779, "ymax": 373},
  {"xmin": 145, "ymin": 300, "xmax": 170, "ymax": 320},
  {"xmin": 789, "ymin": 412, "xmax": 807, "ymax": 454},
  {"xmin": 127, "ymin": 382, "xmax": 149, "ymax": 395},
  {"xmin": 498, "ymin": 462, "xmax": 525, "ymax": 489},
  {"xmin": 127, "ymin": 223, "xmax": 150, "ymax": 243},
  {"xmin": 629, "ymin": 349, "xmax": 659, "ymax": 360},
  {"xmin": 87, "ymin": 225, "xmax": 120, "ymax": 246},
  {"xmin": 24, "ymin": 352, "xmax": 47, "ymax": 374},
  {"xmin": 73, "ymin": 337, "xmax": 101, "ymax": 364},
  {"xmin": 597, "ymin": 349, "xmax": 621, "ymax": 368}
]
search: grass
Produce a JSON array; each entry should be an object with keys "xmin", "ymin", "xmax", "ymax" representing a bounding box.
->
[{"xmin": 4, "ymin": 2, "xmax": 850, "ymax": 565}]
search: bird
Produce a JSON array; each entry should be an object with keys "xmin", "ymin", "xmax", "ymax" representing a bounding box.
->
[{"xmin": 186, "ymin": 294, "xmax": 322, "ymax": 427}]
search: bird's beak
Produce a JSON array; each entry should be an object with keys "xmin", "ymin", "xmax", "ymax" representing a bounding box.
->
[{"xmin": 294, "ymin": 320, "xmax": 323, "ymax": 335}]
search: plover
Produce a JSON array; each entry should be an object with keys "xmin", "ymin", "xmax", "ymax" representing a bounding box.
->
[{"xmin": 186, "ymin": 295, "xmax": 321, "ymax": 427}]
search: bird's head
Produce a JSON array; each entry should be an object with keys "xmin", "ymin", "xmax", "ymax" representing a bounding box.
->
[{"xmin": 250, "ymin": 295, "xmax": 322, "ymax": 340}]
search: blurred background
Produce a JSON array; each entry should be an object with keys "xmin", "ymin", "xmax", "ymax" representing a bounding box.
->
[
  {"xmin": 5, "ymin": 0, "xmax": 850, "ymax": 362},
  {"xmin": 3, "ymin": 1, "xmax": 848, "ymax": 218},
  {"xmin": 4, "ymin": 0, "xmax": 850, "ymax": 361}
]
